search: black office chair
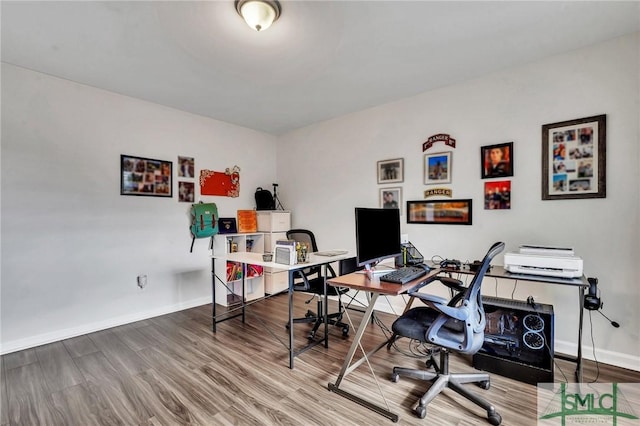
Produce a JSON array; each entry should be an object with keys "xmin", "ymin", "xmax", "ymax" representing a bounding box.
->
[
  {"xmin": 390, "ymin": 242, "xmax": 505, "ymax": 425},
  {"xmin": 285, "ymin": 229, "xmax": 350, "ymax": 339}
]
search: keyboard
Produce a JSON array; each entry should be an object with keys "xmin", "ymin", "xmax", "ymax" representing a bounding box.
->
[{"xmin": 379, "ymin": 265, "xmax": 430, "ymax": 284}]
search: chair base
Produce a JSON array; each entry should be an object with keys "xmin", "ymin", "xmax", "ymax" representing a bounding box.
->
[{"xmin": 391, "ymin": 349, "xmax": 502, "ymax": 425}]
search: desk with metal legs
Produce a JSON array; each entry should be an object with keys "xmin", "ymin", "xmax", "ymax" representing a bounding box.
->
[
  {"xmin": 211, "ymin": 251, "xmax": 350, "ymax": 369},
  {"xmin": 326, "ymin": 270, "xmax": 440, "ymax": 422},
  {"xmin": 327, "ymin": 267, "xmax": 589, "ymax": 421}
]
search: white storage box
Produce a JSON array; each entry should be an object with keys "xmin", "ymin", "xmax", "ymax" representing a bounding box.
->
[
  {"xmin": 265, "ymin": 271, "xmax": 288, "ymax": 294},
  {"xmin": 257, "ymin": 211, "xmax": 291, "ymax": 232}
]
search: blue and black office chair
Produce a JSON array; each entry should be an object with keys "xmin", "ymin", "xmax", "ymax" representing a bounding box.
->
[
  {"xmin": 390, "ymin": 242, "xmax": 505, "ymax": 425},
  {"xmin": 286, "ymin": 229, "xmax": 350, "ymax": 339}
]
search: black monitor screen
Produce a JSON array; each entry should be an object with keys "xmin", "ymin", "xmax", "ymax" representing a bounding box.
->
[{"xmin": 355, "ymin": 207, "xmax": 401, "ymax": 267}]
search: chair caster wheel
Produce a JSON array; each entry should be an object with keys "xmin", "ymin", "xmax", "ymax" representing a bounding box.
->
[
  {"xmin": 390, "ymin": 373, "xmax": 399, "ymax": 383},
  {"xmin": 487, "ymin": 412, "xmax": 502, "ymax": 425},
  {"xmin": 415, "ymin": 405, "xmax": 426, "ymax": 419},
  {"xmin": 342, "ymin": 326, "xmax": 349, "ymax": 337},
  {"xmin": 478, "ymin": 380, "xmax": 490, "ymax": 390},
  {"xmin": 425, "ymin": 358, "xmax": 435, "ymax": 369},
  {"xmin": 308, "ymin": 331, "xmax": 316, "ymax": 340},
  {"xmin": 305, "ymin": 311, "xmax": 314, "ymax": 318}
]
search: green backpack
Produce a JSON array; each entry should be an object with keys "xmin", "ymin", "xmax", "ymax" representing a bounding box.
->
[{"xmin": 190, "ymin": 202, "xmax": 219, "ymax": 252}]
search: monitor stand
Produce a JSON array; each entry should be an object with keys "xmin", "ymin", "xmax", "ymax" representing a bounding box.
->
[{"xmin": 358, "ymin": 263, "xmax": 394, "ymax": 276}]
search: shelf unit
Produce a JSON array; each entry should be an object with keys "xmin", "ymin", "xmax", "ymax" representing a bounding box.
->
[
  {"xmin": 212, "ymin": 233, "xmax": 265, "ymax": 306},
  {"xmin": 257, "ymin": 211, "xmax": 291, "ymax": 294}
]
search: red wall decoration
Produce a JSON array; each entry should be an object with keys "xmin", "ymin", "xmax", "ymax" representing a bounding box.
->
[{"xmin": 200, "ymin": 165, "xmax": 240, "ymax": 197}]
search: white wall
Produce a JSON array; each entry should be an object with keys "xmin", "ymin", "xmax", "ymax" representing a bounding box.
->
[
  {"xmin": 277, "ymin": 33, "xmax": 640, "ymax": 371},
  {"xmin": 1, "ymin": 63, "xmax": 277, "ymax": 353},
  {"xmin": 2, "ymin": 33, "xmax": 638, "ymax": 372}
]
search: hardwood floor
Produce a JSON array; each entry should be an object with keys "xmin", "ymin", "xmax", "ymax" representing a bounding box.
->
[{"xmin": 2, "ymin": 293, "xmax": 639, "ymax": 425}]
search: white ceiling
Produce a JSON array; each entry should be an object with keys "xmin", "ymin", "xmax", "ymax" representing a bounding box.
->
[{"xmin": 2, "ymin": 1, "xmax": 639, "ymax": 135}]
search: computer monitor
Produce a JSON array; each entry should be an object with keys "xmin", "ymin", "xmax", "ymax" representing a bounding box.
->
[{"xmin": 355, "ymin": 207, "xmax": 401, "ymax": 268}]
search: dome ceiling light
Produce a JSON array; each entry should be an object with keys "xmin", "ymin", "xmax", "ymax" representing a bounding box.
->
[{"xmin": 235, "ymin": 0, "xmax": 281, "ymax": 32}]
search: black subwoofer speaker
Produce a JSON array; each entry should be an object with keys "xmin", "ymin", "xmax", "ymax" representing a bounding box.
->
[{"xmin": 473, "ymin": 296, "xmax": 554, "ymax": 385}]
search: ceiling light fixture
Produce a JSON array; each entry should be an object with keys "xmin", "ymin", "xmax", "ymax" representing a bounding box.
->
[{"xmin": 235, "ymin": 0, "xmax": 281, "ymax": 32}]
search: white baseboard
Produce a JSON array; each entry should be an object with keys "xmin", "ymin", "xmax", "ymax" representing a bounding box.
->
[
  {"xmin": 555, "ymin": 340, "xmax": 640, "ymax": 373},
  {"xmin": 0, "ymin": 296, "xmax": 211, "ymax": 355}
]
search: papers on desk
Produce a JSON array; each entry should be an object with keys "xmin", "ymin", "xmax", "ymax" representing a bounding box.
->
[{"xmin": 314, "ymin": 250, "xmax": 348, "ymax": 257}]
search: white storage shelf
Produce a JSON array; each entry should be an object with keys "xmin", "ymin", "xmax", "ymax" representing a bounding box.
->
[
  {"xmin": 256, "ymin": 211, "xmax": 291, "ymax": 295},
  {"xmin": 213, "ymin": 233, "xmax": 266, "ymax": 306}
]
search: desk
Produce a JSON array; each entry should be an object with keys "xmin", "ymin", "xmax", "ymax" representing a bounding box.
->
[
  {"xmin": 327, "ymin": 267, "xmax": 588, "ymax": 421},
  {"xmin": 326, "ymin": 269, "xmax": 441, "ymax": 422},
  {"xmin": 211, "ymin": 251, "xmax": 350, "ymax": 369},
  {"xmin": 443, "ymin": 265, "xmax": 589, "ymax": 382}
]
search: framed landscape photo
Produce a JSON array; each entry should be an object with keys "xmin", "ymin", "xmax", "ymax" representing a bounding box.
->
[
  {"xmin": 542, "ymin": 114, "xmax": 606, "ymax": 200},
  {"xmin": 407, "ymin": 199, "xmax": 472, "ymax": 225},
  {"xmin": 481, "ymin": 142, "xmax": 513, "ymax": 179},
  {"xmin": 377, "ymin": 158, "xmax": 404, "ymax": 184},
  {"xmin": 424, "ymin": 152, "xmax": 452, "ymax": 185},
  {"xmin": 121, "ymin": 154, "xmax": 173, "ymax": 197},
  {"xmin": 380, "ymin": 187, "xmax": 402, "ymax": 214}
]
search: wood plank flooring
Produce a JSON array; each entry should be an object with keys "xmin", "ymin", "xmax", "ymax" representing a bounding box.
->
[{"xmin": 2, "ymin": 293, "xmax": 639, "ymax": 425}]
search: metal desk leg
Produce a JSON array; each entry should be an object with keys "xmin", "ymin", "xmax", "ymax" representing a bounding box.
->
[
  {"xmin": 212, "ymin": 258, "xmax": 216, "ymax": 333},
  {"xmin": 288, "ymin": 269, "xmax": 295, "ymax": 369},
  {"xmin": 324, "ymin": 264, "xmax": 329, "ymax": 349},
  {"xmin": 241, "ymin": 263, "xmax": 246, "ymax": 324},
  {"xmin": 328, "ymin": 293, "xmax": 399, "ymax": 422},
  {"xmin": 577, "ymin": 286, "xmax": 585, "ymax": 382}
]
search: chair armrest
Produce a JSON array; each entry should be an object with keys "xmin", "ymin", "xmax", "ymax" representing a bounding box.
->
[
  {"xmin": 409, "ymin": 290, "xmax": 470, "ymax": 321},
  {"xmin": 436, "ymin": 276, "xmax": 466, "ymax": 292},
  {"xmin": 428, "ymin": 303, "xmax": 470, "ymax": 321},
  {"xmin": 408, "ymin": 290, "xmax": 448, "ymax": 306}
]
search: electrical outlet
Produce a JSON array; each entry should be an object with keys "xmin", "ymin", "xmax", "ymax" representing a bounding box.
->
[
  {"xmin": 137, "ymin": 275, "xmax": 147, "ymax": 289},
  {"xmin": 401, "ymin": 233, "xmax": 409, "ymax": 244}
]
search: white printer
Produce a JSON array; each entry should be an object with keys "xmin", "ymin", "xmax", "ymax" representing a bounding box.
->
[{"xmin": 504, "ymin": 245, "xmax": 583, "ymax": 278}]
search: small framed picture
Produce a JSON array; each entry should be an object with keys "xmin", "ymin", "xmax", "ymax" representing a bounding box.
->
[
  {"xmin": 178, "ymin": 156, "xmax": 195, "ymax": 178},
  {"xmin": 484, "ymin": 180, "xmax": 511, "ymax": 210},
  {"xmin": 377, "ymin": 158, "xmax": 404, "ymax": 184},
  {"xmin": 178, "ymin": 181, "xmax": 195, "ymax": 202},
  {"xmin": 380, "ymin": 187, "xmax": 402, "ymax": 213},
  {"xmin": 424, "ymin": 152, "xmax": 452, "ymax": 185},
  {"xmin": 120, "ymin": 154, "xmax": 172, "ymax": 197},
  {"xmin": 407, "ymin": 199, "xmax": 472, "ymax": 225},
  {"xmin": 481, "ymin": 142, "xmax": 513, "ymax": 179}
]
